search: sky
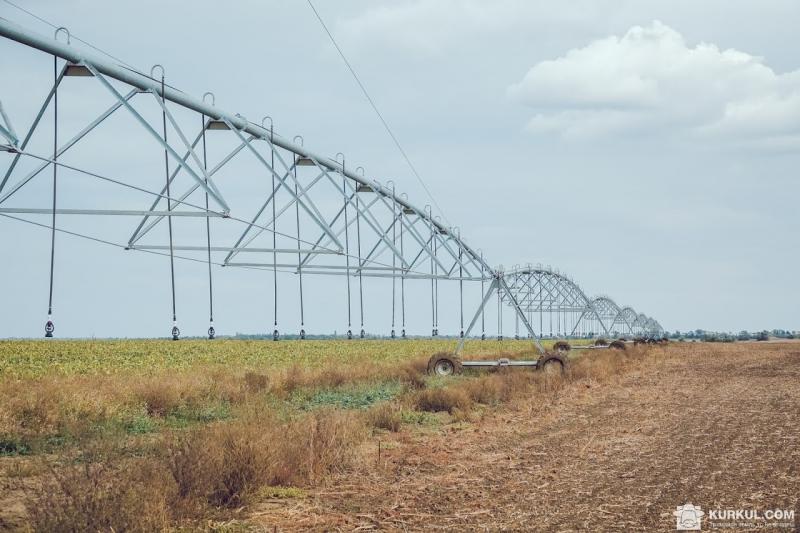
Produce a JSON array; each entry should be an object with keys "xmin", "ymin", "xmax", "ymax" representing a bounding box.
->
[{"xmin": 0, "ymin": 0, "xmax": 798, "ymax": 338}]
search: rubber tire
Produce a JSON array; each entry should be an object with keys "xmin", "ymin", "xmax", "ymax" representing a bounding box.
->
[
  {"xmin": 426, "ymin": 353, "xmax": 463, "ymax": 376},
  {"xmin": 609, "ymin": 340, "xmax": 626, "ymax": 350},
  {"xmin": 595, "ymin": 338, "xmax": 609, "ymax": 347},
  {"xmin": 553, "ymin": 341, "xmax": 571, "ymax": 353},
  {"xmin": 537, "ymin": 352, "xmax": 568, "ymax": 374}
]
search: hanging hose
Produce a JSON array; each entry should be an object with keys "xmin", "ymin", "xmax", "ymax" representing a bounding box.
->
[
  {"xmin": 400, "ymin": 205, "xmax": 406, "ymax": 339},
  {"xmin": 433, "ymin": 222, "xmax": 439, "ymax": 336},
  {"xmin": 539, "ymin": 274, "xmax": 544, "ymax": 339},
  {"xmin": 527, "ymin": 275, "xmax": 533, "ymax": 339},
  {"xmin": 356, "ymin": 182, "xmax": 364, "ymax": 338},
  {"xmin": 390, "ymin": 183, "xmax": 396, "ymax": 339},
  {"xmin": 341, "ymin": 157, "xmax": 352, "ymax": 340},
  {"xmin": 558, "ymin": 304, "xmax": 561, "ymax": 337},
  {"xmin": 428, "ymin": 211, "xmax": 435, "ymax": 337},
  {"xmin": 294, "ymin": 161, "xmax": 305, "ymax": 340},
  {"xmin": 496, "ymin": 288, "xmax": 503, "ymax": 341},
  {"xmin": 201, "ymin": 113, "xmax": 214, "ymax": 340},
  {"xmin": 480, "ymin": 251, "xmax": 485, "ymax": 341},
  {"xmin": 155, "ymin": 68, "xmax": 179, "ymax": 341},
  {"xmin": 44, "ymin": 55, "xmax": 58, "ymax": 338},
  {"xmin": 458, "ymin": 232, "xmax": 463, "ymax": 338},
  {"xmin": 269, "ymin": 123, "xmax": 279, "ymax": 341}
]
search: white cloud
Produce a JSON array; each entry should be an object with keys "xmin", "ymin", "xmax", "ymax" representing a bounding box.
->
[{"xmin": 508, "ymin": 21, "xmax": 800, "ymax": 145}]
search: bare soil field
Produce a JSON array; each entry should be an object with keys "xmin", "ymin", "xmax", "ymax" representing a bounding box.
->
[{"xmin": 251, "ymin": 342, "xmax": 800, "ymax": 531}]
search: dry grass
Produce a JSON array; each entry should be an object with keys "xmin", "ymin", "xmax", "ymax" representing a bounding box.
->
[
  {"xmin": 412, "ymin": 387, "xmax": 473, "ymax": 414},
  {"xmin": 365, "ymin": 403, "xmax": 403, "ymax": 432},
  {"xmin": 568, "ymin": 344, "xmax": 649, "ymax": 383},
  {"xmin": 26, "ymin": 459, "xmax": 174, "ymax": 533},
  {"xmin": 2, "ymin": 340, "xmax": 662, "ymax": 530},
  {"xmin": 166, "ymin": 408, "xmax": 366, "ymax": 508},
  {"xmin": 22, "ymin": 408, "xmax": 367, "ymax": 530}
]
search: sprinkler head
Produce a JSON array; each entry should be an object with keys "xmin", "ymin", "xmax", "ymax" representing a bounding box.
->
[
  {"xmin": 208, "ymin": 325, "xmax": 215, "ymax": 340},
  {"xmin": 391, "ymin": 329, "xmax": 395, "ymax": 339},
  {"xmin": 360, "ymin": 329, "xmax": 365, "ymax": 339},
  {"xmin": 460, "ymin": 330, "xmax": 464, "ymax": 338},
  {"xmin": 401, "ymin": 329, "xmax": 406, "ymax": 338},
  {"xmin": 481, "ymin": 333, "xmax": 486, "ymax": 340},
  {"xmin": 347, "ymin": 329, "xmax": 353, "ymax": 340},
  {"xmin": 299, "ymin": 329, "xmax": 306, "ymax": 340},
  {"xmin": 272, "ymin": 329, "xmax": 279, "ymax": 341},
  {"xmin": 171, "ymin": 325, "xmax": 180, "ymax": 341},
  {"xmin": 45, "ymin": 319, "xmax": 54, "ymax": 338}
]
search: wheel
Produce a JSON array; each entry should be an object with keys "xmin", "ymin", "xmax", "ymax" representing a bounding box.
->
[
  {"xmin": 553, "ymin": 341, "xmax": 571, "ymax": 353},
  {"xmin": 426, "ymin": 353, "xmax": 462, "ymax": 376},
  {"xmin": 537, "ymin": 352, "xmax": 568, "ymax": 375},
  {"xmin": 595, "ymin": 338, "xmax": 608, "ymax": 347},
  {"xmin": 609, "ymin": 340, "xmax": 626, "ymax": 350}
]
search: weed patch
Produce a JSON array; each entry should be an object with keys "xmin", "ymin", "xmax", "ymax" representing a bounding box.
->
[{"xmin": 294, "ymin": 381, "xmax": 404, "ymax": 411}]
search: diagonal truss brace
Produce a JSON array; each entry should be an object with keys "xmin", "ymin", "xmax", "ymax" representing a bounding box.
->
[
  {"xmin": 225, "ymin": 124, "xmax": 343, "ymax": 252},
  {"xmin": 87, "ymin": 64, "xmax": 230, "ymax": 213},
  {"xmin": 456, "ymin": 275, "xmax": 545, "ymax": 355},
  {"xmin": 0, "ymin": 99, "xmax": 18, "ymax": 146}
]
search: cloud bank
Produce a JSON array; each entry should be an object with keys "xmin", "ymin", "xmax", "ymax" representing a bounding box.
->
[{"xmin": 508, "ymin": 21, "xmax": 800, "ymax": 146}]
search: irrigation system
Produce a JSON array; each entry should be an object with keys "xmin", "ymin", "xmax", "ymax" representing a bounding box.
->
[{"xmin": 0, "ymin": 17, "xmax": 663, "ymax": 352}]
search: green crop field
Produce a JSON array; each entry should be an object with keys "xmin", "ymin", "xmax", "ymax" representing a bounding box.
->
[{"xmin": 0, "ymin": 338, "xmax": 571, "ymax": 379}]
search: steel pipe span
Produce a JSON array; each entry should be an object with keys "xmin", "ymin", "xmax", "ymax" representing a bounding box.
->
[{"xmin": 0, "ymin": 17, "xmax": 663, "ymax": 348}]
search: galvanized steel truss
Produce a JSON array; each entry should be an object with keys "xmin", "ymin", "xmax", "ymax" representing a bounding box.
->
[{"xmin": 0, "ymin": 17, "xmax": 664, "ymax": 347}]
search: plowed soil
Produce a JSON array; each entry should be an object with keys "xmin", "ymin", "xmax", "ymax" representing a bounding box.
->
[{"xmin": 252, "ymin": 343, "xmax": 800, "ymax": 531}]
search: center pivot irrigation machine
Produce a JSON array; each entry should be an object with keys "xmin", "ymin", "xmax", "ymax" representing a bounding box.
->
[{"xmin": 0, "ymin": 16, "xmax": 663, "ymax": 372}]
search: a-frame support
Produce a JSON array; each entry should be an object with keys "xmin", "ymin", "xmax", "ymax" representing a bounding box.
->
[{"xmin": 456, "ymin": 274, "xmax": 545, "ymax": 355}]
